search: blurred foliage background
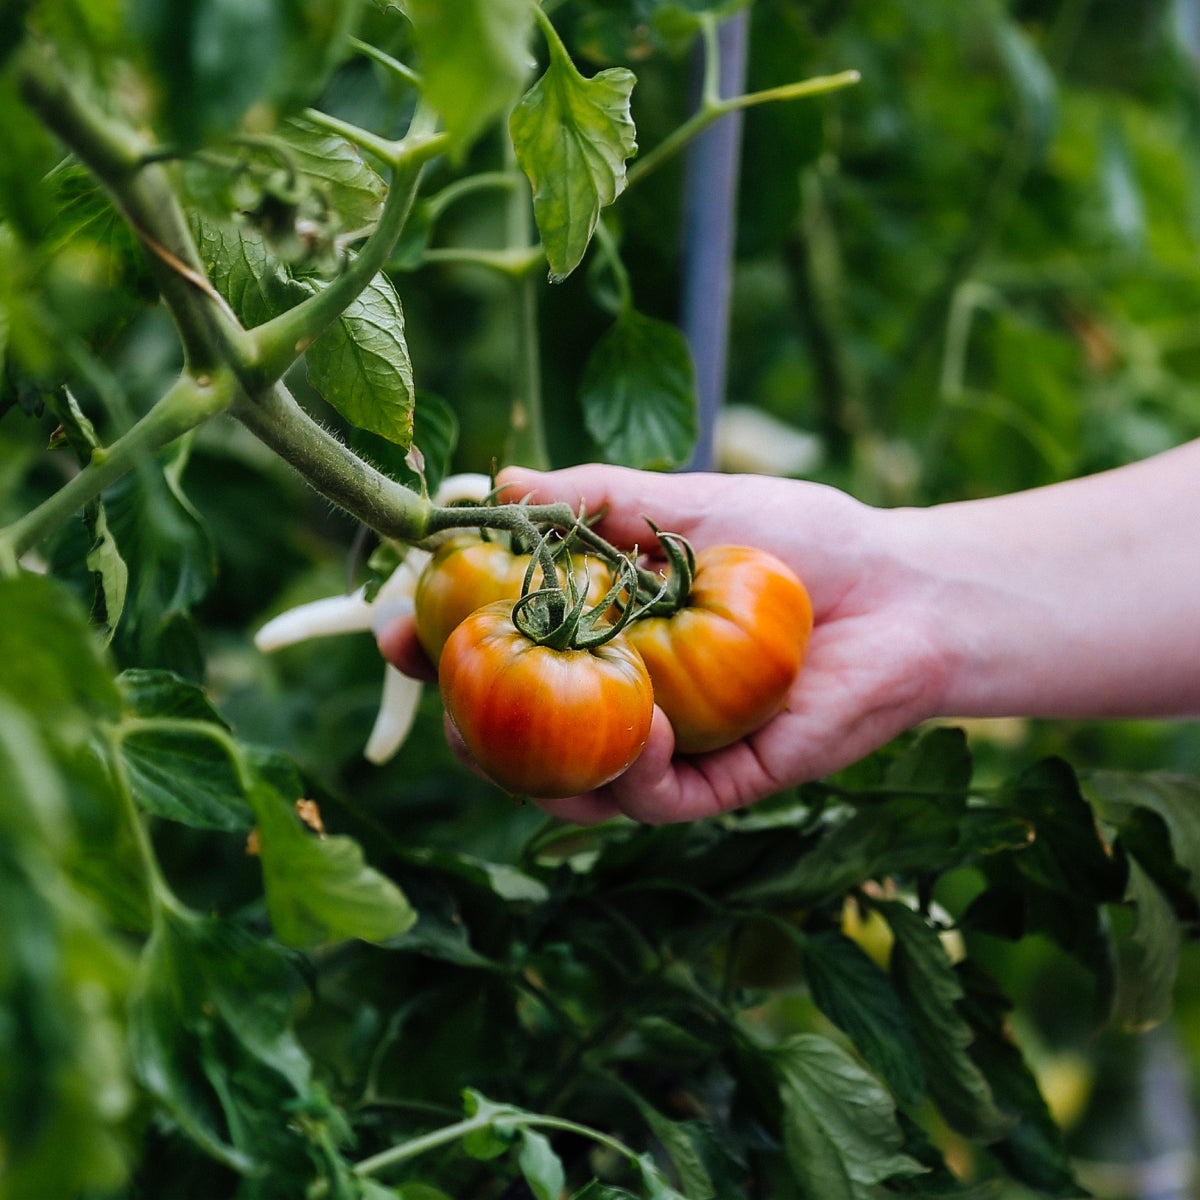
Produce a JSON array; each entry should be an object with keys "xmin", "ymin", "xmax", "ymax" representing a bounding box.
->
[{"xmin": 5, "ymin": 0, "xmax": 1200, "ymax": 1196}]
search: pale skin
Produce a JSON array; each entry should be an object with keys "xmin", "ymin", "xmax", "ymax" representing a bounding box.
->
[{"xmin": 377, "ymin": 438, "xmax": 1200, "ymax": 825}]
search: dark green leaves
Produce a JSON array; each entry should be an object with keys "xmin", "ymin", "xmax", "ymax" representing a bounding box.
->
[
  {"xmin": 510, "ymin": 21, "xmax": 637, "ymax": 281},
  {"xmin": 802, "ymin": 928, "xmax": 926, "ymax": 1106},
  {"xmin": 580, "ymin": 309, "xmax": 697, "ymax": 469},
  {"xmin": 127, "ymin": 906, "xmax": 312, "ymax": 1171},
  {"xmin": 768, "ymin": 1034, "xmax": 925, "ymax": 1200},
  {"xmin": 882, "ymin": 900, "xmax": 1012, "ymax": 1144},
  {"xmin": 111, "ymin": 669, "xmax": 414, "ymax": 948}
]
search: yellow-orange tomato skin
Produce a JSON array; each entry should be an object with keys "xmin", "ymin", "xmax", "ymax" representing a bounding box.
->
[
  {"xmin": 626, "ymin": 545, "xmax": 813, "ymax": 754},
  {"xmin": 414, "ymin": 537, "xmax": 611, "ymax": 663},
  {"xmin": 439, "ymin": 601, "xmax": 654, "ymax": 799}
]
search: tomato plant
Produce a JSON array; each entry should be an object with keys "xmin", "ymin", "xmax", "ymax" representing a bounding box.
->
[
  {"xmin": 4, "ymin": 2, "xmax": 1200, "ymax": 1200},
  {"xmin": 627, "ymin": 542, "xmax": 813, "ymax": 753},
  {"xmin": 414, "ymin": 534, "xmax": 611, "ymax": 662}
]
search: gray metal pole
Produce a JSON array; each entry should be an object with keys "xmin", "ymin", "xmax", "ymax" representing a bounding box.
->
[{"xmin": 679, "ymin": 10, "xmax": 749, "ymax": 472}]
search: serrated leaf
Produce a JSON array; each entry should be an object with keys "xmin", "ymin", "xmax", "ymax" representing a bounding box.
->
[
  {"xmin": 580, "ymin": 309, "xmax": 697, "ymax": 469},
  {"xmin": 406, "ymin": 0, "xmax": 535, "ymax": 157},
  {"xmin": 304, "ymin": 270, "xmax": 415, "ymax": 446},
  {"xmin": 884, "ymin": 725, "xmax": 972, "ymax": 794},
  {"xmin": 1114, "ymin": 857, "xmax": 1180, "ymax": 1032},
  {"xmin": 192, "ymin": 213, "xmax": 307, "ymax": 329},
  {"xmin": 989, "ymin": 758, "xmax": 1127, "ymax": 967},
  {"xmin": 768, "ymin": 1034, "xmax": 925, "ymax": 1200},
  {"xmin": 881, "ymin": 901, "xmax": 1012, "ymax": 1143},
  {"xmin": 510, "ymin": 36, "xmax": 637, "ymax": 281},
  {"xmin": 956, "ymin": 962, "xmax": 1084, "ymax": 1196},
  {"xmin": 802, "ymin": 928, "xmax": 926, "ymax": 1106},
  {"xmin": 277, "ymin": 117, "xmax": 387, "ymax": 231},
  {"xmin": 249, "ymin": 776, "xmax": 415, "ymax": 947},
  {"xmin": 114, "ymin": 672, "xmax": 258, "ymax": 833},
  {"xmin": 117, "ymin": 721, "xmax": 254, "ymax": 832},
  {"xmin": 1087, "ymin": 769, "xmax": 1200, "ymax": 912}
]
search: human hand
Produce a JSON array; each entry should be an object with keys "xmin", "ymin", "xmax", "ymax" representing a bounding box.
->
[{"xmin": 378, "ymin": 462, "xmax": 949, "ymax": 824}]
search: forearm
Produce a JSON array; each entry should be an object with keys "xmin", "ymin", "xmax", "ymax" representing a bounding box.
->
[{"xmin": 890, "ymin": 439, "xmax": 1200, "ymax": 721}]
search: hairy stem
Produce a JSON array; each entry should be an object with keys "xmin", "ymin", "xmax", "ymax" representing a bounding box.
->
[{"xmin": 227, "ymin": 383, "xmax": 436, "ymax": 540}]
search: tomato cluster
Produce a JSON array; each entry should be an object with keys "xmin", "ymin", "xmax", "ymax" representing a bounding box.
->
[{"xmin": 414, "ymin": 531, "xmax": 812, "ymax": 800}]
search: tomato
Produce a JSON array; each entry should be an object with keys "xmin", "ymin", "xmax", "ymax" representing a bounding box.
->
[
  {"xmin": 414, "ymin": 536, "xmax": 611, "ymax": 663},
  {"xmin": 439, "ymin": 600, "xmax": 654, "ymax": 799},
  {"xmin": 626, "ymin": 545, "xmax": 812, "ymax": 754}
]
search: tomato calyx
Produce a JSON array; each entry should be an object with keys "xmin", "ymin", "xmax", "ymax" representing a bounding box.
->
[
  {"xmin": 635, "ymin": 523, "xmax": 697, "ymax": 618},
  {"xmin": 511, "ymin": 533, "xmax": 644, "ymax": 651}
]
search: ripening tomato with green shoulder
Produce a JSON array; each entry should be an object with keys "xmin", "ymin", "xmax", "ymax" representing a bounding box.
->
[
  {"xmin": 414, "ymin": 535, "xmax": 611, "ymax": 663},
  {"xmin": 626, "ymin": 544, "xmax": 813, "ymax": 754},
  {"xmin": 439, "ymin": 600, "xmax": 654, "ymax": 799}
]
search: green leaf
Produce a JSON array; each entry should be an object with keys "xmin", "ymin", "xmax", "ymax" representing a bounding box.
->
[
  {"xmin": 517, "ymin": 1127, "xmax": 566, "ymax": 1200},
  {"xmin": 276, "ymin": 117, "xmax": 388, "ymax": 232},
  {"xmin": 884, "ymin": 725, "xmax": 972, "ymax": 794},
  {"xmin": 86, "ymin": 437, "xmax": 217, "ymax": 675},
  {"xmin": 956, "ymin": 962, "xmax": 1084, "ymax": 1197},
  {"xmin": 621, "ymin": 1088, "xmax": 716, "ymax": 1199},
  {"xmin": 1113, "ymin": 856, "xmax": 1181, "ymax": 1032},
  {"xmin": 118, "ymin": 722, "xmax": 254, "ymax": 831},
  {"xmin": 249, "ymin": 776, "xmax": 416, "ymax": 947},
  {"xmin": 1087, "ymin": 769, "xmax": 1200, "ymax": 912},
  {"xmin": 84, "ymin": 499, "xmax": 129, "ymax": 642},
  {"xmin": 802, "ymin": 928, "xmax": 926, "ymax": 1106},
  {"xmin": 988, "ymin": 758, "xmax": 1127, "ymax": 965},
  {"xmin": 114, "ymin": 671, "xmax": 255, "ymax": 831},
  {"xmin": 304, "ymin": 269, "xmax": 415, "ymax": 447},
  {"xmin": 881, "ymin": 901, "xmax": 1012, "ymax": 1143},
  {"xmin": 127, "ymin": 906, "xmax": 315, "ymax": 1171},
  {"xmin": 192, "ymin": 213, "xmax": 307, "ymax": 329},
  {"xmin": 635, "ymin": 1152, "xmax": 690, "ymax": 1200},
  {"xmin": 192, "ymin": 210, "xmax": 416, "ymax": 445},
  {"xmin": 0, "ymin": 574, "xmax": 121, "ymax": 738},
  {"xmin": 510, "ymin": 31, "xmax": 637, "ymax": 281},
  {"xmin": 580, "ymin": 309, "xmax": 697, "ymax": 469},
  {"xmin": 406, "ymin": 0, "xmax": 535, "ymax": 157},
  {"xmin": 768, "ymin": 1034, "xmax": 926, "ymax": 1200}
]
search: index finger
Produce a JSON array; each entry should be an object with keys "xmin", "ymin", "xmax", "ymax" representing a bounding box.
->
[{"xmin": 496, "ymin": 464, "xmax": 712, "ymax": 552}]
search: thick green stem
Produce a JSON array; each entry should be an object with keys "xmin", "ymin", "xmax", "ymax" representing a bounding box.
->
[
  {"xmin": 0, "ymin": 371, "xmax": 234, "ymax": 563},
  {"xmin": 228, "ymin": 383, "xmax": 435, "ymax": 540}
]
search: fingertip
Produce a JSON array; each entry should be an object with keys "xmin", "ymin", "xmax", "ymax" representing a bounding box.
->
[{"xmin": 376, "ymin": 616, "xmax": 438, "ymax": 683}]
